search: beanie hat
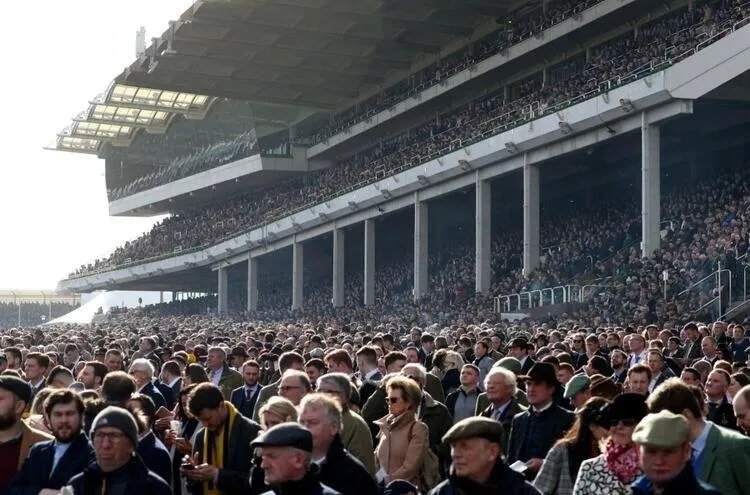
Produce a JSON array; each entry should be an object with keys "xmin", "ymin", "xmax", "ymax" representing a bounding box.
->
[{"xmin": 91, "ymin": 406, "xmax": 139, "ymax": 446}]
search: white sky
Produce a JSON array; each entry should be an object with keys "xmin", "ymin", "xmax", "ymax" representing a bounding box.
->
[{"xmin": 0, "ymin": 0, "xmax": 196, "ymax": 290}]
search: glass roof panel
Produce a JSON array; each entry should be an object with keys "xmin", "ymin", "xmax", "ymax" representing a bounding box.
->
[
  {"xmin": 58, "ymin": 136, "xmax": 100, "ymax": 152},
  {"xmin": 106, "ymin": 84, "xmax": 212, "ymax": 112}
]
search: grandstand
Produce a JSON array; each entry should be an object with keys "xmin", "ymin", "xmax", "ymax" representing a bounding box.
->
[
  {"xmin": 52, "ymin": 0, "xmax": 750, "ymax": 326},
  {"xmin": 0, "ymin": 291, "xmax": 81, "ymax": 329}
]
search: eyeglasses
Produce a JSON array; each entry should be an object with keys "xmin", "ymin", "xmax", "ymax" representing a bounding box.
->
[
  {"xmin": 387, "ymin": 396, "xmax": 402, "ymax": 404},
  {"xmin": 318, "ymin": 388, "xmax": 342, "ymax": 396},
  {"xmin": 92, "ymin": 431, "xmax": 127, "ymax": 445},
  {"xmin": 279, "ymin": 385, "xmax": 302, "ymax": 393}
]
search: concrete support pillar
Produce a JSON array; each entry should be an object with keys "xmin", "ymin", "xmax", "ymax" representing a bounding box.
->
[
  {"xmin": 217, "ymin": 266, "xmax": 229, "ymax": 315},
  {"xmin": 414, "ymin": 194, "xmax": 429, "ymax": 301},
  {"xmin": 292, "ymin": 242, "xmax": 304, "ymax": 310},
  {"xmin": 475, "ymin": 175, "xmax": 492, "ymax": 294},
  {"xmin": 364, "ymin": 219, "xmax": 375, "ymax": 306},
  {"xmin": 523, "ymin": 158, "xmax": 540, "ymax": 276},
  {"xmin": 641, "ymin": 112, "xmax": 661, "ymax": 258},
  {"xmin": 247, "ymin": 256, "xmax": 258, "ymax": 312},
  {"xmin": 332, "ymin": 229, "xmax": 345, "ymax": 307},
  {"xmin": 542, "ymin": 67, "xmax": 548, "ymax": 85}
]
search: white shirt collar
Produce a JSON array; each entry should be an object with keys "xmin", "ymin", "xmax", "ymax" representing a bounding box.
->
[
  {"xmin": 364, "ymin": 368, "xmax": 380, "ymax": 380},
  {"xmin": 532, "ymin": 401, "xmax": 553, "ymax": 414},
  {"xmin": 167, "ymin": 376, "xmax": 181, "ymax": 388}
]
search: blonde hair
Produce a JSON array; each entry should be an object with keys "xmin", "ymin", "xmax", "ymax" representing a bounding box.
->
[
  {"xmin": 259, "ymin": 396, "xmax": 298, "ymax": 429},
  {"xmin": 444, "ymin": 350, "xmax": 465, "ymax": 370},
  {"xmin": 386, "ymin": 376, "xmax": 422, "ymax": 411}
]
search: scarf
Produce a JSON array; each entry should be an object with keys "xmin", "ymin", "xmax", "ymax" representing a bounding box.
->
[
  {"xmin": 202, "ymin": 401, "xmax": 238, "ymax": 495},
  {"xmin": 604, "ymin": 439, "xmax": 640, "ymax": 484}
]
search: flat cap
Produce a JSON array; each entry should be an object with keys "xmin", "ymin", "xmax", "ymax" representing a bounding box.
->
[
  {"xmin": 443, "ymin": 417, "xmax": 505, "ymax": 446},
  {"xmin": 493, "ymin": 356, "xmax": 521, "ymax": 375},
  {"xmin": 632, "ymin": 410, "xmax": 689, "ymax": 448},
  {"xmin": 564, "ymin": 374, "xmax": 591, "ymax": 399},
  {"xmin": 230, "ymin": 346, "xmax": 249, "ymax": 358},
  {"xmin": 0, "ymin": 375, "xmax": 31, "ymax": 404},
  {"xmin": 251, "ymin": 423, "xmax": 313, "ymax": 452}
]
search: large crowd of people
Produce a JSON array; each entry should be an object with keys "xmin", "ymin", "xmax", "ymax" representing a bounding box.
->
[
  {"xmin": 2, "ymin": 312, "xmax": 750, "ymax": 494},
  {"xmin": 0, "ymin": 302, "xmax": 79, "ymax": 331},
  {"xmin": 72, "ymin": 0, "xmax": 749, "ymax": 279}
]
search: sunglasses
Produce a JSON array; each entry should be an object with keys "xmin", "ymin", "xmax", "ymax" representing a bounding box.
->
[{"xmin": 387, "ymin": 396, "xmax": 402, "ymax": 404}]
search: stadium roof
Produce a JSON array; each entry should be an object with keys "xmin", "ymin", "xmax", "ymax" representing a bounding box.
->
[{"xmin": 50, "ymin": 0, "xmax": 522, "ymax": 155}]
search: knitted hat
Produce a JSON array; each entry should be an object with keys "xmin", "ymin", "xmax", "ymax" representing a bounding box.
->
[{"xmin": 91, "ymin": 406, "xmax": 139, "ymax": 447}]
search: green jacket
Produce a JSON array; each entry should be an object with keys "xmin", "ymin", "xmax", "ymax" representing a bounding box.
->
[
  {"xmin": 341, "ymin": 408, "xmax": 376, "ymax": 475},
  {"xmin": 697, "ymin": 422, "xmax": 750, "ymax": 495}
]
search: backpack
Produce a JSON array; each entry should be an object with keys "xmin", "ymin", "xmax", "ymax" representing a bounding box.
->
[{"xmin": 409, "ymin": 421, "xmax": 441, "ymax": 492}]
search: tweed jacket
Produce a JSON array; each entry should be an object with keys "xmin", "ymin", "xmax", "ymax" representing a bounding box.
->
[{"xmin": 533, "ymin": 443, "xmax": 575, "ymax": 495}]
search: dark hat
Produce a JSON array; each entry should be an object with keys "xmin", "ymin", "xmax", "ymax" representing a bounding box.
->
[
  {"xmin": 0, "ymin": 375, "xmax": 31, "ymax": 404},
  {"xmin": 251, "ymin": 423, "xmax": 313, "ymax": 452},
  {"xmin": 599, "ymin": 392, "xmax": 648, "ymax": 427},
  {"xmin": 493, "ymin": 356, "xmax": 521, "ymax": 375},
  {"xmin": 519, "ymin": 362, "xmax": 558, "ymax": 387},
  {"xmin": 443, "ymin": 417, "xmax": 505, "ymax": 446},
  {"xmin": 508, "ymin": 337, "xmax": 531, "ymax": 349},
  {"xmin": 384, "ymin": 480, "xmax": 419, "ymax": 495},
  {"xmin": 590, "ymin": 375, "xmax": 622, "ymax": 400},
  {"xmin": 91, "ymin": 406, "xmax": 139, "ymax": 447},
  {"xmin": 94, "ymin": 347, "xmax": 108, "ymax": 356},
  {"xmin": 230, "ymin": 346, "xmax": 249, "ymax": 358}
]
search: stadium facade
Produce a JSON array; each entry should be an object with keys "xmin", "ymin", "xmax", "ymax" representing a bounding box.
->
[{"xmin": 52, "ymin": 0, "xmax": 750, "ymax": 319}]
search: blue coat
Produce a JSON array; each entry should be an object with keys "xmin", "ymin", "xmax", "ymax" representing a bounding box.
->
[
  {"xmin": 140, "ymin": 381, "xmax": 166, "ymax": 409},
  {"xmin": 7, "ymin": 431, "xmax": 94, "ymax": 494},
  {"xmin": 137, "ymin": 431, "xmax": 172, "ymax": 485},
  {"xmin": 230, "ymin": 385, "xmax": 260, "ymax": 419}
]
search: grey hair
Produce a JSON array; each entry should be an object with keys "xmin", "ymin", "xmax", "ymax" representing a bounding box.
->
[
  {"xmin": 485, "ymin": 366, "xmax": 517, "ymax": 396},
  {"xmin": 129, "ymin": 358, "xmax": 155, "ymax": 379},
  {"xmin": 281, "ymin": 369, "xmax": 312, "ymax": 391},
  {"xmin": 402, "ymin": 363, "xmax": 427, "ymax": 388},
  {"xmin": 317, "ymin": 373, "xmax": 352, "ymax": 401},
  {"xmin": 300, "ymin": 393, "xmax": 343, "ymax": 432},
  {"xmin": 207, "ymin": 346, "xmax": 227, "ymax": 359}
]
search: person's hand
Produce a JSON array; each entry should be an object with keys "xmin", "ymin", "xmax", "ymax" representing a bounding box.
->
[
  {"xmin": 163, "ymin": 429, "xmax": 177, "ymax": 448},
  {"xmin": 175, "ymin": 437, "xmax": 193, "ymax": 455},
  {"xmin": 183, "ymin": 463, "xmax": 219, "ymax": 482},
  {"xmin": 525, "ymin": 458, "xmax": 544, "ymax": 472},
  {"xmin": 155, "ymin": 416, "xmax": 174, "ymax": 430}
]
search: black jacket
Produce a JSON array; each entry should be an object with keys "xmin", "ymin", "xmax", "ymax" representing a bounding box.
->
[
  {"xmin": 260, "ymin": 464, "xmax": 340, "ymax": 495},
  {"xmin": 318, "ymin": 435, "xmax": 378, "ymax": 495},
  {"xmin": 137, "ymin": 430, "xmax": 172, "ymax": 485},
  {"xmin": 428, "ymin": 461, "xmax": 540, "ymax": 495},
  {"xmin": 7, "ymin": 431, "xmax": 94, "ymax": 494},
  {"xmin": 631, "ymin": 464, "xmax": 721, "ymax": 495},
  {"xmin": 155, "ymin": 380, "xmax": 176, "ymax": 410},
  {"xmin": 706, "ymin": 396, "xmax": 738, "ymax": 430},
  {"xmin": 140, "ymin": 381, "xmax": 166, "ymax": 409},
  {"xmin": 189, "ymin": 413, "xmax": 262, "ymax": 495},
  {"xmin": 231, "ymin": 385, "xmax": 261, "ymax": 419},
  {"xmin": 68, "ymin": 455, "xmax": 170, "ymax": 495},
  {"xmin": 506, "ymin": 404, "xmax": 574, "ymax": 464}
]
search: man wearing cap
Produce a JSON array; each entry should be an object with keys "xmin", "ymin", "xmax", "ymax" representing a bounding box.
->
[
  {"xmin": 252, "ymin": 423, "xmax": 340, "ymax": 494},
  {"xmin": 184, "ymin": 383, "xmax": 262, "ymax": 495},
  {"xmin": 506, "ymin": 363, "xmax": 574, "ymax": 477},
  {"xmin": 229, "ymin": 346, "xmax": 249, "ymax": 371},
  {"xmin": 0, "ymin": 376, "xmax": 52, "ymax": 492},
  {"xmin": 564, "ymin": 374, "xmax": 591, "ymax": 410},
  {"xmin": 508, "ymin": 338, "xmax": 535, "ymax": 375},
  {"xmin": 68, "ymin": 406, "xmax": 170, "ymax": 494},
  {"xmin": 631, "ymin": 411, "xmax": 720, "ymax": 494},
  {"xmin": 429, "ymin": 417, "xmax": 541, "ymax": 494}
]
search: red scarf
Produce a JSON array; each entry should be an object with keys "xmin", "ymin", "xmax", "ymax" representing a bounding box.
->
[{"xmin": 604, "ymin": 439, "xmax": 640, "ymax": 484}]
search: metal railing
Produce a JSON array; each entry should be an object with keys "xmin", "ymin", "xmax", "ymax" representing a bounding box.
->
[{"xmin": 494, "ymin": 284, "xmax": 582, "ymax": 313}]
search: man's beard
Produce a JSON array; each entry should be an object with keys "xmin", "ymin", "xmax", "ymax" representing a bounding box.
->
[
  {"xmin": 0, "ymin": 411, "xmax": 18, "ymax": 430},
  {"xmin": 52, "ymin": 423, "xmax": 80, "ymax": 443}
]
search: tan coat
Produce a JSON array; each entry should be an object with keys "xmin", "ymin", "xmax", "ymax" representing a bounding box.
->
[
  {"xmin": 18, "ymin": 420, "xmax": 53, "ymax": 469},
  {"xmin": 374, "ymin": 411, "xmax": 428, "ymax": 486}
]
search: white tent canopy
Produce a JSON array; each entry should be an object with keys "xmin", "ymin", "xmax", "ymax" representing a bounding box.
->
[{"xmin": 46, "ymin": 291, "xmax": 171, "ymax": 325}]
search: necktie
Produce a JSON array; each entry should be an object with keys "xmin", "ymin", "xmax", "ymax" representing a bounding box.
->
[
  {"xmin": 246, "ymin": 387, "xmax": 254, "ymax": 401},
  {"xmin": 692, "ymin": 447, "xmax": 704, "ymax": 474}
]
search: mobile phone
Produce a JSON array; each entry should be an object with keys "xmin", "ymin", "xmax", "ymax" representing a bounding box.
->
[{"xmin": 181, "ymin": 463, "xmax": 195, "ymax": 470}]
